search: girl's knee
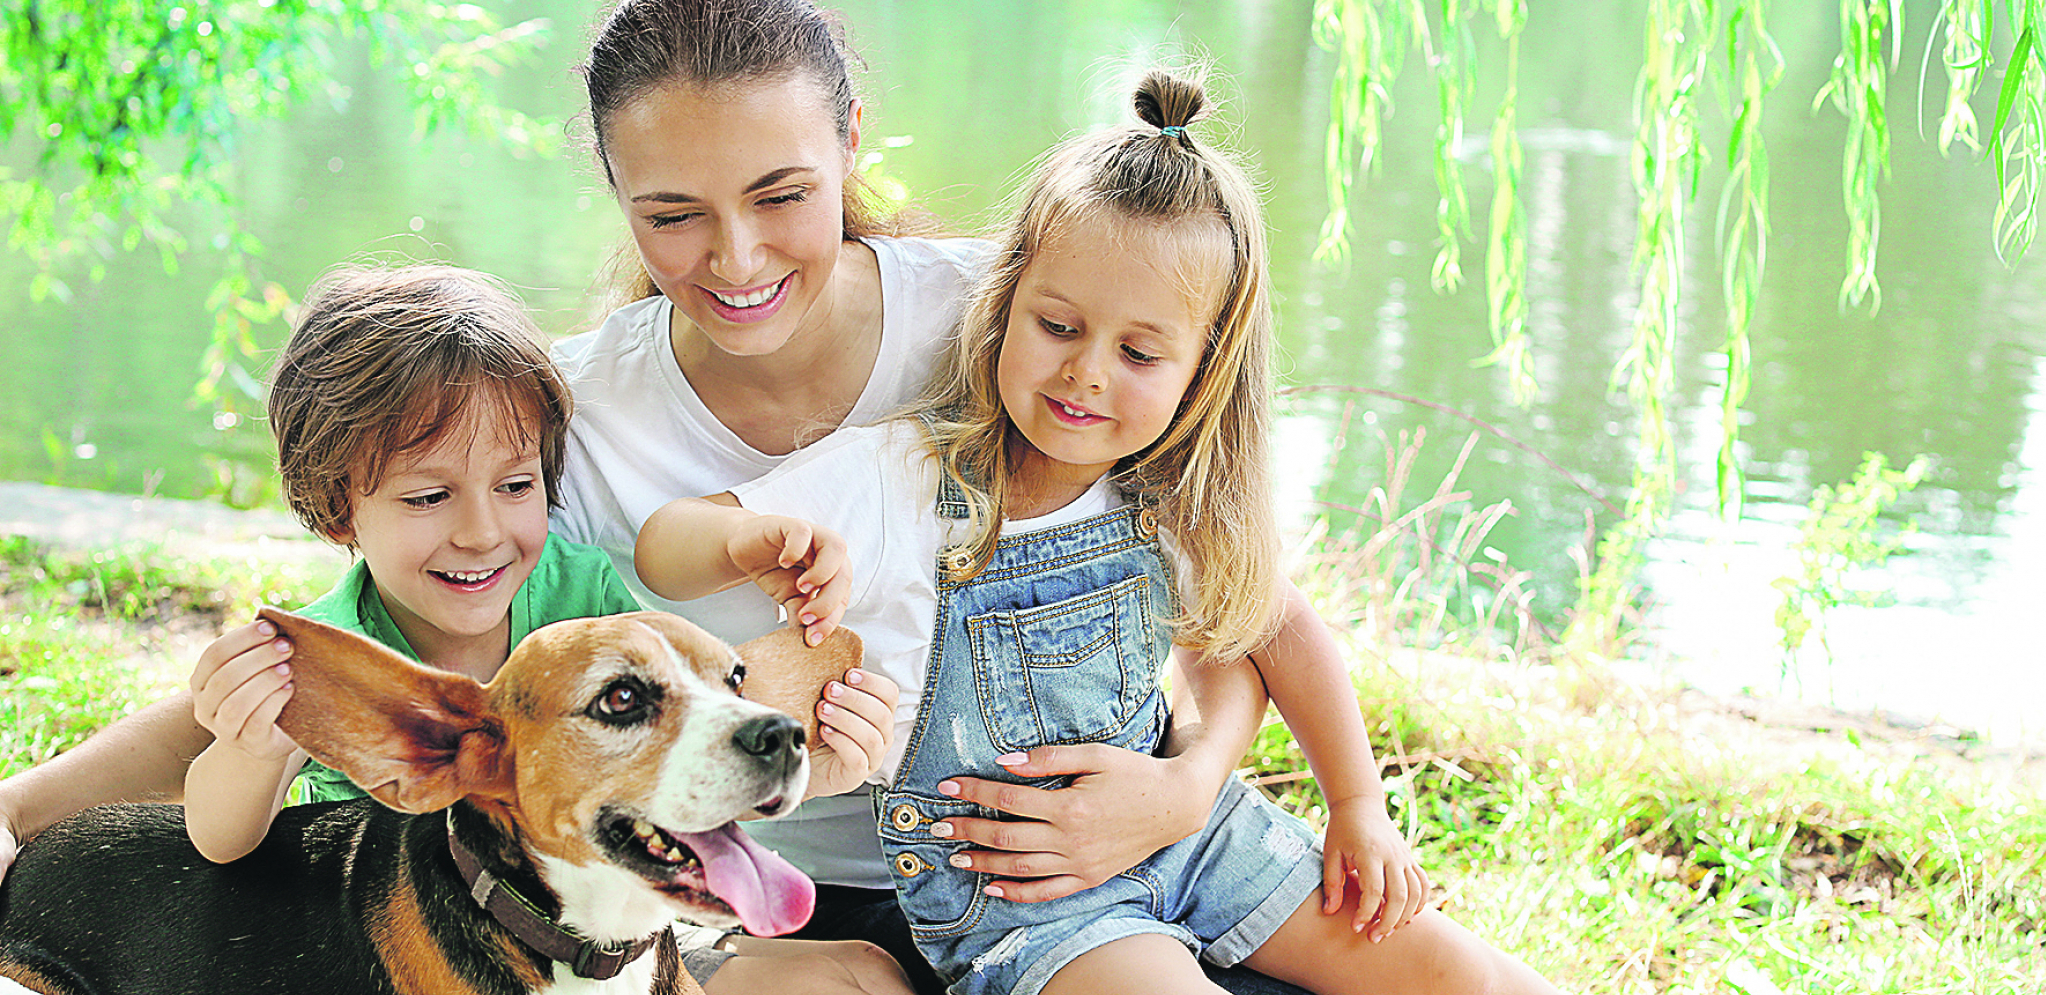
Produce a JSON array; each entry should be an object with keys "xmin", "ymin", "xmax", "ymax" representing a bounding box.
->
[{"xmin": 812, "ymin": 940, "xmax": 912, "ymax": 993}]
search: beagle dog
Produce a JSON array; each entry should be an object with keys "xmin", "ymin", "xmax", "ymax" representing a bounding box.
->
[{"xmin": 0, "ymin": 608, "xmax": 859, "ymax": 995}]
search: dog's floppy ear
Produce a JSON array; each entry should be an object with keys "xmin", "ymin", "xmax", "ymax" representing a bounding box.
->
[
  {"xmin": 735, "ymin": 626, "xmax": 864, "ymax": 745},
  {"xmin": 262, "ymin": 606, "xmax": 513, "ymax": 813}
]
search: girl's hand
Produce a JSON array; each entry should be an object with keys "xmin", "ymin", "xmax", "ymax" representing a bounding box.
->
[
  {"xmin": 803, "ymin": 668, "xmax": 900, "ymax": 799},
  {"xmin": 189, "ymin": 619, "xmax": 299, "ymax": 763},
  {"xmin": 930, "ymin": 745, "xmax": 1214, "ymax": 903},
  {"xmin": 1322, "ymin": 798, "xmax": 1430, "ymax": 942},
  {"xmin": 727, "ymin": 515, "xmax": 850, "ymax": 646}
]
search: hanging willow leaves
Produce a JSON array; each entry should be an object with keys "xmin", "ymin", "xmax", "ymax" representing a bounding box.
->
[
  {"xmin": 1990, "ymin": 4, "xmax": 2044, "ymax": 261},
  {"xmin": 1714, "ymin": 0, "xmax": 1782, "ymax": 520},
  {"xmin": 1477, "ymin": 0, "xmax": 1532, "ymax": 405},
  {"xmin": 1313, "ymin": 0, "xmax": 1428, "ymax": 263},
  {"xmin": 1817, "ymin": 0, "xmax": 1899, "ymax": 313},
  {"xmin": 1928, "ymin": 0, "xmax": 1989, "ymax": 154},
  {"xmin": 1430, "ymin": 0, "xmax": 1474, "ymax": 291}
]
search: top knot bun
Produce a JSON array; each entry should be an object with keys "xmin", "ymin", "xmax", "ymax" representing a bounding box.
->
[{"xmin": 1133, "ymin": 70, "xmax": 1207, "ymax": 136}]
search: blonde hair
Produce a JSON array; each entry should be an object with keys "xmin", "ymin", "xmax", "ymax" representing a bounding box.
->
[
  {"xmin": 920, "ymin": 70, "xmax": 1279, "ymax": 662},
  {"xmin": 267, "ymin": 264, "xmax": 572, "ymax": 543}
]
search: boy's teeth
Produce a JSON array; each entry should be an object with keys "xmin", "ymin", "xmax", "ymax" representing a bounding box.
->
[
  {"xmin": 441, "ymin": 568, "xmax": 495, "ymax": 583},
  {"xmin": 711, "ymin": 279, "xmax": 781, "ymax": 308}
]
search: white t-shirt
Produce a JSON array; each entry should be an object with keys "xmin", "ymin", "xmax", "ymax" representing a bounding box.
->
[
  {"xmin": 549, "ymin": 235, "xmax": 992, "ymax": 646},
  {"xmin": 732, "ymin": 421, "xmax": 1123, "ymax": 886},
  {"xmin": 548, "ymin": 235, "xmax": 989, "ymax": 889}
]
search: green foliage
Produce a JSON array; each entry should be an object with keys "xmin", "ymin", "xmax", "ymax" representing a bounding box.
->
[
  {"xmin": 1816, "ymin": 0, "xmax": 1899, "ymax": 313},
  {"xmin": 1716, "ymin": 1, "xmax": 1782, "ymax": 521},
  {"xmin": 1772, "ymin": 452, "xmax": 1930, "ymax": 681},
  {"xmin": 0, "ymin": 0, "xmax": 559, "ymax": 411}
]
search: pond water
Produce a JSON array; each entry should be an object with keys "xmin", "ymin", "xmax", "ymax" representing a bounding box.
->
[{"xmin": 4, "ymin": 0, "xmax": 2040, "ymax": 744}]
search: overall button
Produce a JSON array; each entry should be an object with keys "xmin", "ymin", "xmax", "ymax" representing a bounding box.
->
[
  {"xmin": 1136, "ymin": 507, "xmax": 1159, "ymax": 538},
  {"xmin": 889, "ymin": 803, "xmax": 926, "ymax": 833},
  {"xmin": 941, "ymin": 548, "xmax": 975, "ymax": 578},
  {"xmin": 894, "ymin": 852, "xmax": 933, "ymax": 878}
]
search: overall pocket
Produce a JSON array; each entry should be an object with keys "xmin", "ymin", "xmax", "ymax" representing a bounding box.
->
[
  {"xmin": 965, "ymin": 575, "xmax": 1156, "ymax": 754},
  {"xmin": 878, "ymin": 791, "xmax": 990, "ymax": 939}
]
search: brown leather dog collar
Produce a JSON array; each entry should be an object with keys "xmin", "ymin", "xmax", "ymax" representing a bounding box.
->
[{"xmin": 445, "ymin": 812, "xmax": 670, "ymax": 981}]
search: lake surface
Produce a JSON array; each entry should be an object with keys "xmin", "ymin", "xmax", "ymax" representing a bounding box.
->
[{"xmin": 4, "ymin": 0, "xmax": 2040, "ymax": 744}]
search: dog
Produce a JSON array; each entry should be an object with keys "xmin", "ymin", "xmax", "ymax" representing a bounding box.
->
[{"xmin": 0, "ymin": 607, "xmax": 861, "ymax": 995}]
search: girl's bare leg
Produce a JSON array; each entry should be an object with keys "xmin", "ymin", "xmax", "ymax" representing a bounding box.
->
[
  {"xmin": 1242, "ymin": 890, "xmax": 1563, "ymax": 995},
  {"xmin": 708, "ymin": 937, "xmax": 914, "ymax": 995},
  {"xmin": 1040, "ymin": 932, "xmax": 1225, "ymax": 995}
]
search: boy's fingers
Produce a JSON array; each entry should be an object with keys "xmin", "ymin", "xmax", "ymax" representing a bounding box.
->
[
  {"xmin": 212, "ymin": 664, "xmax": 292, "ymax": 737},
  {"xmin": 237, "ymin": 682, "xmax": 296, "ymax": 750},
  {"xmin": 190, "ymin": 621, "xmax": 286, "ymax": 693}
]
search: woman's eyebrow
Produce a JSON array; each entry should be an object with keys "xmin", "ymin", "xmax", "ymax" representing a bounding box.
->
[{"xmin": 630, "ymin": 166, "xmax": 817, "ymax": 204}]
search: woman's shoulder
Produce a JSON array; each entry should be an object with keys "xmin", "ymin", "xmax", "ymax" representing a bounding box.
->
[
  {"xmin": 868, "ymin": 235, "xmax": 996, "ymax": 284},
  {"xmin": 548, "ymin": 295, "xmax": 667, "ymax": 379}
]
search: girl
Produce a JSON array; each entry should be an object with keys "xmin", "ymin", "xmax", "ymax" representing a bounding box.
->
[{"xmin": 635, "ymin": 71, "xmax": 1565, "ymax": 995}]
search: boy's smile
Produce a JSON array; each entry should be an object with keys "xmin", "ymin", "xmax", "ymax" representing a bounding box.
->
[
  {"xmin": 330, "ymin": 401, "xmax": 550, "ymax": 679},
  {"xmin": 997, "ymin": 213, "xmax": 1221, "ymax": 509}
]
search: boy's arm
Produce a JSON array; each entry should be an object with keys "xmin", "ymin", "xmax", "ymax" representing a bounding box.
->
[
  {"xmin": 184, "ymin": 744, "xmax": 303, "ymax": 863},
  {"xmin": 0, "ymin": 692, "xmax": 212, "ymax": 881},
  {"xmin": 183, "ymin": 617, "xmax": 306, "ymax": 863},
  {"xmin": 1252, "ymin": 580, "xmax": 1428, "ymax": 939}
]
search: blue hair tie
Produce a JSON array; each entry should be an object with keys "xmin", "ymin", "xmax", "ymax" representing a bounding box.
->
[{"xmin": 1160, "ymin": 125, "xmax": 1186, "ymax": 138}]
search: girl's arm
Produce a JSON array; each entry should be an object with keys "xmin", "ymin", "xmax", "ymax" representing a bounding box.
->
[
  {"xmin": 926, "ymin": 642, "xmax": 1270, "ymax": 903},
  {"xmin": 636, "ymin": 494, "xmax": 849, "ymax": 642},
  {"xmin": 0, "ymin": 690, "xmax": 213, "ymax": 882},
  {"xmin": 1252, "ymin": 580, "xmax": 1429, "ymax": 941}
]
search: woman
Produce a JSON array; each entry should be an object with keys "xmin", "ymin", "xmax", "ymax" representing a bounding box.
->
[{"xmin": 552, "ymin": 2, "xmax": 1293, "ymax": 993}]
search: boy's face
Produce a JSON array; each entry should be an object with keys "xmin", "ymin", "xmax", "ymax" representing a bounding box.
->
[{"xmin": 330, "ymin": 401, "xmax": 550, "ymax": 673}]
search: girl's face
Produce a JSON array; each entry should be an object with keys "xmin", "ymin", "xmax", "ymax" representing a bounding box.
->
[
  {"xmin": 997, "ymin": 214, "xmax": 1223, "ymax": 488},
  {"xmin": 604, "ymin": 76, "xmax": 858, "ymax": 358},
  {"xmin": 332, "ymin": 399, "xmax": 550, "ymax": 673}
]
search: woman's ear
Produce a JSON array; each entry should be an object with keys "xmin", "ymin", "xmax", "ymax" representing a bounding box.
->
[{"xmin": 843, "ymin": 97, "xmax": 864, "ymax": 167}]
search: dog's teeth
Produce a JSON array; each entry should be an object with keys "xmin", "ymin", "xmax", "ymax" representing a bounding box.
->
[{"xmin": 633, "ymin": 819, "xmax": 656, "ymax": 839}]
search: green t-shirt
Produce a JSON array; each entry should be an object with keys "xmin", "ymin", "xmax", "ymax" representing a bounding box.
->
[{"xmin": 289, "ymin": 533, "xmax": 641, "ymax": 805}]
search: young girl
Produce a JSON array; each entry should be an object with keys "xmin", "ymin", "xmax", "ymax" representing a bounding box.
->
[{"xmin": 636, "ymin": 72, "xmax": 1565, "ymax": 995}]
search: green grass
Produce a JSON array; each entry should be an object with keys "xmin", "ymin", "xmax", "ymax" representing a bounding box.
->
[{"xmin": 0, "ymin": 536, "xmax": 340, "ymax": 778}]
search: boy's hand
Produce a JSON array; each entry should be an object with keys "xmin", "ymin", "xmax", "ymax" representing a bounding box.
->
[
  {"xmin": 189, "ymin": 618, "xmax": 299, "ymax": 763},
  {"xmin": 1322, "ymin": 798, "xmax": 1429, "ymax": 942},
  {"xmin": 803, "ymin": 668, "xmax": 899, "ymax": 799},
  {"xmin": 727, "ymin": 515, "xmax": 849, "ymax": 646}
]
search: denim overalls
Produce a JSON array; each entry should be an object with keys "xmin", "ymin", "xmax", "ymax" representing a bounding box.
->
[{"xmin": 879, "ymin": 479, "xmax": 1322, "ymax": 995}]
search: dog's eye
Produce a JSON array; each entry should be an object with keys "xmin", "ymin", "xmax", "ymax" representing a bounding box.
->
[
  {"xmin": 588, "ymin": 678, "xmax": 654, "ymax": 726},
  {"xmin": 726, "ymin": 661, "xmax": 747, "ymax": 694}
]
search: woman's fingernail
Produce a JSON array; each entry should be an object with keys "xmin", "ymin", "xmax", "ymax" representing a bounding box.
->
[
  {"xmin": 984, "ymin": 885, "xmax": 1005, "ymax": 899},
  {"xmin": 995, "ymin": 752, "xmax": 1028, "ymax": 765},
  {"xmin": 930, "ymin": 822, "xmax": 954, "ymax": 838},
  {"xmin": 938, "ymin": 780, "xmax": 961, "ymax": 797}
]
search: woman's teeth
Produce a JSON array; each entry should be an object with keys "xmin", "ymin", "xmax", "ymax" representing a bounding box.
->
[{"xmin": 711, "ymin": 279, "xmax": 783, "ymax": 308}]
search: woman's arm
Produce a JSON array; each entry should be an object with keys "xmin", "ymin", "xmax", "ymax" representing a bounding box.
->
[
  {"xmin": 927, "ymin": 640, "xmax": 1271, "ymax": 903},
  {"xmin": 0, "ymin": 691, "xmax": 212, "ymax": 881}
]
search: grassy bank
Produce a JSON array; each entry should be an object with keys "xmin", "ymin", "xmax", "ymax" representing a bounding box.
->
[{"xmin": 1, "ymin": 513, "xmax": 2040, "ymax": 992}]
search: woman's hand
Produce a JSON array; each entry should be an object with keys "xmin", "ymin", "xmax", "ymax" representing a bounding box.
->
[
  {"xmin": 927, "ymin": 744, "xmax": 1216, "ymax": 902},
  {"xmin": 726, "ymin": 515, "xmax": 850, "ymax": 646},
  {"xmin": 1321, "ymin": 798, "xmax": 1429, "ymax": 941},
  {"xmin": 803, "ymin": 668, "xmax": 900, "ymax": 799},
  {"xmin": 189, "ymin": 618, "xmax": 299, "ymax": 763}
]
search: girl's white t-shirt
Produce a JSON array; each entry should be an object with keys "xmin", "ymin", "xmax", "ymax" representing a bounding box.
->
[
  {"xmin": 731, "ymin": 421, "xmax": 1123, "ymax": 887},
  {"xmin": 548, "ymin": 236, "xmax": 990, "ymax": 889}
]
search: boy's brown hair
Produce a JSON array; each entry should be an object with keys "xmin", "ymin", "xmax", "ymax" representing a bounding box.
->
[{"xmin": 267, "ymin": 264, "xmax": 572, "ymax": 542}]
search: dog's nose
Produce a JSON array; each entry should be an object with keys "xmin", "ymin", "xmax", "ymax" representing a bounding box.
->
[{"xmin": 734, "ymin": 713, "xmax": 805, "ymax": 759}]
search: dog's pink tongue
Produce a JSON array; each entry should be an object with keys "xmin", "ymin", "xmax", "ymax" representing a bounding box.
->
[{"xmin": 678, "ymin": 823, "xmax": 815, "ymax": 936}]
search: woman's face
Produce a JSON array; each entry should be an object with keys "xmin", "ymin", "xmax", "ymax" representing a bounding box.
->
[{"xmin": 604, "ymin": 76, "xmax": 858, "ymax": 358}]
